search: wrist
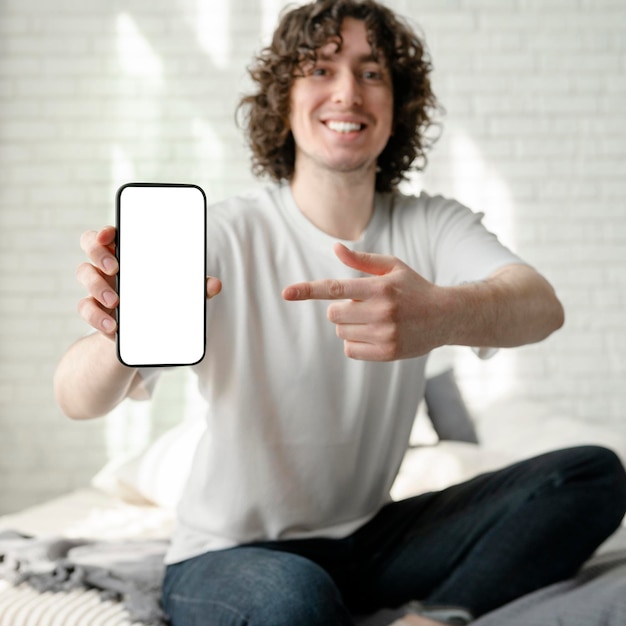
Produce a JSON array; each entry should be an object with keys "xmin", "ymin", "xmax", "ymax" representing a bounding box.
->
[{"xmin": 438, "ymin": 281, "xmax": 494, "ymax": 349}]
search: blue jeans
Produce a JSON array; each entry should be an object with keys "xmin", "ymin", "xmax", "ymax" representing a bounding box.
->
[{"xmin": 162, "ymin": 446, "xmax": 626, "ymax": 625}]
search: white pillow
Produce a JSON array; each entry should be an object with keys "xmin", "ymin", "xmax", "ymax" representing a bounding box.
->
[
  {"xmin": 93, "ymin": 422, "xmax": 514, "ymax": 508},
  {"xmin": 475, "ymin": 398, "xmax": 626, "ymax": 465},
  {"xmin": 92, "ymin": 418, "xmax": 205, "ymax": 509},
  {"xmin": 391, "ymin": 441, "xmax": 514, "ymax": 500}
]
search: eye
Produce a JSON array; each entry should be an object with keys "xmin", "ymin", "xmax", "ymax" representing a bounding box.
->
[
  {"xmin": 309, "ymin": 66, "xmax": 330, "ymax": 78},
  {"xmin": 362, "ymin": 69, "xmax": 384, "ymax": 81}
]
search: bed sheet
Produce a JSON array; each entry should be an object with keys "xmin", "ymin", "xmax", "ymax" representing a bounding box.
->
[{"xmin": 0, "ymin": 488, "xmax": 174, "ymax": 540}]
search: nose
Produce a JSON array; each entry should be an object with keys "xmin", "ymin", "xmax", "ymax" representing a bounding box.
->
[{"xmin": 332, "ymin": 69, "xmax": 362, "ymax": 107}]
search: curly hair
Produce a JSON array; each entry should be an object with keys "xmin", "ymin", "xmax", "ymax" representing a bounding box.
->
[{"xmin": 237, "ymin": 0, "xmax": 442, "ymax": 192}]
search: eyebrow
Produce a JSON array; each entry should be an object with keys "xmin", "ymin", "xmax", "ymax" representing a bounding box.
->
[{"xmin": 316, "ymin": 50, "xmax": 382, "ymax": 65}]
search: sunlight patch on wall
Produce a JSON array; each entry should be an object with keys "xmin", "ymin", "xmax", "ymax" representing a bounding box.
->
[
  {"xmin": 192, "ymin": 118, "xmax": 224, "ymax": 160},
  {"xmin": 113, "ymin": 12, "xmax": 163, "ymax": 193},
  {"xmin": 191, "ymin": 117, "xmax": 225, "ymax": 200},
  {"xmin": 450, "ymin": 129, "xmax": 516, "ymax": 251},
  {"xmin": 195, "ymin": 0, "xmax": 230, "ymax": 70},
  {"xmin": 107, "ymin": 145, "xmax": 136, "ymax": 227},
  {"xmin": 448, "ymin": 129, "xmax": 519, "ymax": 409},
  {"xmin": 116, "ymin": 13, "xmax": 163, "ymax": 79},
  {"xmin": 261, "ymin": 0, "xmax": 289, "ymax": 44},
  {"xmin": 112, "ymin": 144, "xmax": 135, "ymax": 187},
  {"xmin": 105, "ymin": 398, "xmax": 152, "ymax": 460}
]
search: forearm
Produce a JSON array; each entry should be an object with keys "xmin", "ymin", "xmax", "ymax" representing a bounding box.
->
[
  {"xmin": 442, "ymin": 264, "xmax": 565, "ymax": 350},
  {"xmin": 54, "ymin": 332, "xmax": 144, "ymax": 420}
]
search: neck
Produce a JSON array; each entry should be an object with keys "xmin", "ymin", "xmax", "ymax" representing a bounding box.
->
[{"xmin": 290, "ymin": 166, "xmax": 377, "ymax": 241}]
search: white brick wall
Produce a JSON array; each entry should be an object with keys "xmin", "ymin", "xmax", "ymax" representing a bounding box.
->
[{"xmin": 0, "ymin": 0, "xmax": 624, "ymax": 513}]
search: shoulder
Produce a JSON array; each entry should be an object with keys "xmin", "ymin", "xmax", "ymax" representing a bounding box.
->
[
  {"xmin": 206, "ymin": 184, "xmax": 287, "ymax": 237},
  {"xmin": 391, "ymin": 190, "xmax": 475, "ymax": 215},
  {"xmin": 389, "ymin": 190, "xmax": 483, "ymax": 232},
  {"xmin": 208, "ymin": 184, "xmax": 281, "ymax": 220},
  {"xmin": 205, "ymin": 184, "xmax": 290, "ymax": 267}
]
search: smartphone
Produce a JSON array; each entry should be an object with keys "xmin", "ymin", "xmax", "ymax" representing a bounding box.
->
[{"xmin": 115, "ymin": 183, "xmax": 207, "ymax": 367}]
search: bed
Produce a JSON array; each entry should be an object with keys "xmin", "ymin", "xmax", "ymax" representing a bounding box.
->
[
  {"xmin": 1, "ymin": 397, "xmax": 625, "ymax": 626},
  {"xmin": 0, "ymin": 487, "xmax": 174, "ymax": 626}
]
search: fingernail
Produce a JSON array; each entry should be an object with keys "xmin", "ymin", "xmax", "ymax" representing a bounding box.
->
[
  {"xmin": 103, "ymin": 290, "xmax": 117, "ymax": 307},
  {"xmin": 102, "ymin": 318, "xmax": 115, "ymax": 333},
  {"xmin": 103, "ymin": 256, "xmax": 117, "ymax": 273}
]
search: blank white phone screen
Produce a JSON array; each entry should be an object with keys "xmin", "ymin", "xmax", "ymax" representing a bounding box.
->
[{"xmin": 116, "ymin": 184, "xmax": 206, "ymax": 367}]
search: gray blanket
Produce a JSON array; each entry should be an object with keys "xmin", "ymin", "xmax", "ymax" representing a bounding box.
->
[
  {"xmin": 472, "ymin": 550, "xmax": 626, "ymax": 626},
  {"xmin": 2, "ymin": 529, "xmax": 626, "ymax": 626},
  {"xmin": 0, "ymin": 530, "xmax": 168, "ymax": 625}
]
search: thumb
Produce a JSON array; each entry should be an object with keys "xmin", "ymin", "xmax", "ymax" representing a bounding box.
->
[
  {"xmin": 333, "ymin": 242, "xmax": 398, "ymax": 276},
  {"xmin": 206, "ymin": 276, "xmax": 222, "ymax": 299}
]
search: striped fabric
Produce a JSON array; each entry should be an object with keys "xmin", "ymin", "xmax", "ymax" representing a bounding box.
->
[{"xmin": 0, "ymin": 580, "xmax": 145, "ymax": 626}]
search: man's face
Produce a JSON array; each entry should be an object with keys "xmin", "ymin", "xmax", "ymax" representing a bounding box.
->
[{"xmin": 288, "ymin": 18, "xmax": 394, "ymax": 179}]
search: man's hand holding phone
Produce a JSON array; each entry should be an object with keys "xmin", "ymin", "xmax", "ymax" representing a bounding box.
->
[
  {"xmin": 76, "ymin": 226, "xmax": 119, "ymax": 338},
  {"xmin": 76, "ymin": 223, "xmax": 221, "ymax": 361},
  {"xmin": 74, "ymin": 182, "xmax": 215, "ymax": 367}
]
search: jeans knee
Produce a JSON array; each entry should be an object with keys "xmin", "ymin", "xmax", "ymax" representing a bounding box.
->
[
  {"xmin": 576, "ymin": 445, "xmax": 626, "ymax": 521},
  {"xmin": 244, "ymin": 551, "xmax": 351, "ymax": 626},
  {"xmin": 163, "ymin": 547, "xmax": 352, "ymax": 626},
  {"xmin": 598, "ymin": 446, "xmax": 626, "ymax": 496}
]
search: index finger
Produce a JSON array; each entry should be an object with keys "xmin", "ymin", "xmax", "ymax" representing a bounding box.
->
[
  {"xmin": 80, "ymin": 226, "xmax": 116, "ymax": 251},
  {"xmin": 80, "ymin": 226, "xmax": 118, "ymax": 275},
  {"xmin": 282, "ymin": 277, "xmax": 371, "ymax": 301}
]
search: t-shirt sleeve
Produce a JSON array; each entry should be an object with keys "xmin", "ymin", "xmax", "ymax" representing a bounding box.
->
[
  {"xmin": 425, "ymin": 195, "xmax": 528, "ymax": 287},
  {"xmin": 417, "ymin": 195, "xmax": 529, "ymax": 361}
]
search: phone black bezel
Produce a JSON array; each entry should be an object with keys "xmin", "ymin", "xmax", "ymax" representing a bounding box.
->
[{"xmin": 115, "ymin": 182, "xmax": 208, "ymax": 368}]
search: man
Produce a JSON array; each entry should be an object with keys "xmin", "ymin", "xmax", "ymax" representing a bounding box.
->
[{"xmin": 54, "ymin": 1, "xmax": 626, "ymax": 624}]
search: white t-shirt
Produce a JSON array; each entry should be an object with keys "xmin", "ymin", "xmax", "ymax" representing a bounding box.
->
[{"xmin": 143, "ymin": 183, "xmax": 525, "ymax": 564}]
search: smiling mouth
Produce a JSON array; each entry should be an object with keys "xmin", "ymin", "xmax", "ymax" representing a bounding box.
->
[{"xmin": 325, "ymin": 120, "xmax": 364, "ymax": 133}]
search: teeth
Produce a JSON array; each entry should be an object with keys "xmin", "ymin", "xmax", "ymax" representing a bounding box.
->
[{"xmin": 326, "ymin": 121, "xmax": 362, "ymax": 133}]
